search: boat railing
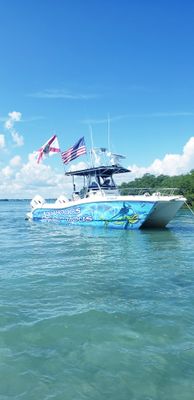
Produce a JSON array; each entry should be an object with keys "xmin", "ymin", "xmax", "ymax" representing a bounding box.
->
[{"xmin": 119, "ymin": 187, "xmax": 182, "ymax": 196}]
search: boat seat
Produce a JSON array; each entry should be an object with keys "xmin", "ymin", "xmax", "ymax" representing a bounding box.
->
[{"xmin": 89, "ymin": 181, "xmax": 99, "ymax": 190}]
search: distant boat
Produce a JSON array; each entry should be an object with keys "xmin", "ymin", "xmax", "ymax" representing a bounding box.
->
[{"xmin": 26, "ymin": 148, "xmax": 186, "ymax": 229}]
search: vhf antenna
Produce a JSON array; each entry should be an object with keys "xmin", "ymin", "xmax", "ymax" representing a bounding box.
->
[
  {"xmin": 89, "ymin": 124, "xmax": 94, "ymax": 167},
  {"xmin": 107, "ymin": 113, "xmax": 111, "ymax": 152}
]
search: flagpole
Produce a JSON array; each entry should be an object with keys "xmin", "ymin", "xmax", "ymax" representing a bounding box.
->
[
  {"xmin": 89, "ymin": 124, "xmax": 94, "ymax": 167},
  {"xmin": 107, "ymin": 113, "xmax": 111, "ymax": 152}
]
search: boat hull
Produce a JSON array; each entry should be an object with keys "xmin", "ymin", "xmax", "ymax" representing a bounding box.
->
[
  {"xmin": 30, "ymin": 200, "xmax": 155, "ymax": 230},
  {"xmin": 141, "ymin": 198, "xmax": 185, "ymax": 228}
]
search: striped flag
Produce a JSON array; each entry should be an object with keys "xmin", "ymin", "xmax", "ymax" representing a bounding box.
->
[
  {"xmin": 37, "ymin": 135, "xmax": 60, "ymax": 163},
  {"xmin": 61, "ymin": 137, "xmax": 86, "ymax": 165}
]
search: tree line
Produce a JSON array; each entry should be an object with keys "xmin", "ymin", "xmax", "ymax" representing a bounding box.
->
[{"xmin": 119, "ymin": 170, "xmax": 194, "ymax": 207}]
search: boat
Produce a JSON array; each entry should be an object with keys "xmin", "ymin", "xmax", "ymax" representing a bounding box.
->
[{"xmin": 26, "ymin": 147, "xmax": 186, "ymax": 229}]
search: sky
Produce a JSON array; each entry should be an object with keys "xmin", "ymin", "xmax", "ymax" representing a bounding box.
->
[{"xmin": 0, "ymin": 0, "xmax": 194, "ymax": 198}]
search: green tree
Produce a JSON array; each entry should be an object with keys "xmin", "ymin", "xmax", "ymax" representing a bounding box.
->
[{"xmin": 119, "ymin": 172, "xmax": 194, "ymax": 207}]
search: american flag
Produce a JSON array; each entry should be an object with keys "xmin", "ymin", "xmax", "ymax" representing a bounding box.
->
[{"xmin": 61, "ymin": 137, "xmax": 86, "ymax": 165}]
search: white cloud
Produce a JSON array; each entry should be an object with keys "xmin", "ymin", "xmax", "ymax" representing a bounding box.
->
[
  {"xmin": 4, "ymin": 111, "xmax": 22, "ymax": 129},
  {"xmin": 69, "ymin": 161, "xmax": 89, "ymax": 171},
  {"xmin": 0, "ymin": 152, "xmax": 72, "ymax": 198},
  {"xmin": 0, "ymin": 137, "xmax": 194, "ymax": 198},
  {"xmin": 127, "ymin": 136, "xmax": 194, "ymax": 180},
  {"xmin": 82, "ymin": 111, "xmax": 194, "ymax": 125},
  {"xmin": 0, "ymin": 134, "xmax": 5, "ymax": 148},
  {"xmin": 9, "ymin": 155, "xmax": 22, "ymax": 167},
  {"xmin": 11, "ymin": 131, "xmax": 24, "ymax": 147},
  {"xmin": 2, "ymin": 165, "xmax": 13, "ymax": 177},
  {"xmin": 4, "ymin": 111, "xmax": 24, "ymax": 147},
  {"xmin": 29, "ymin": 89, "xmax": 98, "ymax": 100},
  {"xmin": 82, "ymin": 114, "xmax": 129, "ymax": 125}
]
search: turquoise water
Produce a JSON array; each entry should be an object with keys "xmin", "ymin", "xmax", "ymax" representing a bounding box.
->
[{"xmin": 0, "ymin": 201, "xmax": 194, "ymax": 400}]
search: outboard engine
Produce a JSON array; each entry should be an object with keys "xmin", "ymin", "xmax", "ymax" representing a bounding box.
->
[
  {"xmin": 55, "ymin": 195, "xmax": 68, "ymax": 206},
  {"xmin": 30, "ymin": 195, "xmax": 45, "ymax": 210}
]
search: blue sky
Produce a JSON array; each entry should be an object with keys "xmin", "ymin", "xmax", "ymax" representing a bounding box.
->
[{"xmin": 0, "ymin": 0, "xmax": 194, "ymax": 198}]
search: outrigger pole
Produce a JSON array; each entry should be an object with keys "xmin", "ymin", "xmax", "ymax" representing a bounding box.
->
[{"xmin": 89, "ymin": 124, "xmax": 94, "ymax": 167}]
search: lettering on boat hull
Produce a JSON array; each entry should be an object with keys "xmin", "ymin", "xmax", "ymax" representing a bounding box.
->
[{"xmin": 32, "ymin": 201, "xmax": 155, "ymax": 230}]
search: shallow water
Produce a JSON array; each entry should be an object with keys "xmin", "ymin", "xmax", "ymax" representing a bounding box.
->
[{"xmin": 0, "ymin": 201, "xmax": 194, "ymax": 399}]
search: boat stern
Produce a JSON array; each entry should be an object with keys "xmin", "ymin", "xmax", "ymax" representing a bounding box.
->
[{"xmin": 141, "ymin": 196, "xmax": 186, "ymax": 228}]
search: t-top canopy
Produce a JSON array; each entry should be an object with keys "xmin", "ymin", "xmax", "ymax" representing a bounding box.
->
[{"xmin": 65, "ymin": 165, "xmax": 131, "ymax": 178}]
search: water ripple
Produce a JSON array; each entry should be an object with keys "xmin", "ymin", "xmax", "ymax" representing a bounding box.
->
[{"xmin": 0, "ymin": 202, "xmax": 194, "ymax": 399}]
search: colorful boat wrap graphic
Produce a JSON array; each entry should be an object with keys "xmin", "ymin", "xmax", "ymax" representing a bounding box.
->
[{"xmin": 32, "ymin": 201, "xmax": 155, "ymax": 229}]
